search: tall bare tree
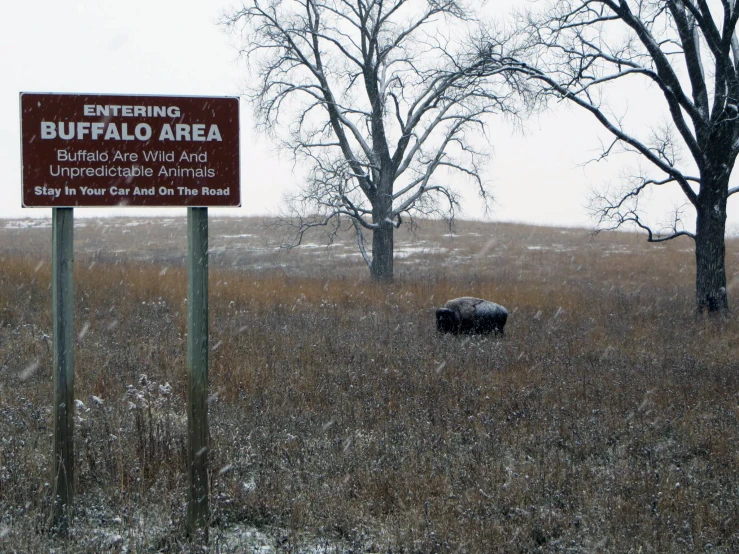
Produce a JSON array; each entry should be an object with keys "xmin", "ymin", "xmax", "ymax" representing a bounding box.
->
[
  {"xmin": 513, "ymin": 0, "xmax": 739, "ymax": 313},
  {"xmin": 223, "ymin": 0, "xmax": 525, "ymax": 280}
]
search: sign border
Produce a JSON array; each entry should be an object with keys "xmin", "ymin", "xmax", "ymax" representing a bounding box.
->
[{"xmin": 20, "ymin": 92, "xmax": 241, "ymax": 209}]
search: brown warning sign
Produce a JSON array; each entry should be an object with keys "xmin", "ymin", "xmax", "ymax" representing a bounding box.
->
[{"xmin": 20, "ymin": 93, "xmax": 240, "ymax": 207}]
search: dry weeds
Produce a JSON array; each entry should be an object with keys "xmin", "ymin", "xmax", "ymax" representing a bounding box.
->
[{"xmin": 0, "ymin": 217, "xmax": 738, "ymax": 552}]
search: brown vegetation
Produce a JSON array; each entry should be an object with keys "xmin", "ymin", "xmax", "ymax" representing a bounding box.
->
[{"xmin": 1, "ymin": 217, "xmax": 738, "ymax": 552}]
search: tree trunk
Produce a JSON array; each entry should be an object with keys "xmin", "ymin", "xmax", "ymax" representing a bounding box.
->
[
  {"xmin": 369, "ymin": 182, "xmax": 395, "ymax": 281},
  {"xmin": 370, "ymin": 219, "xmax": 394, "ymax": 281},
  {"xmin": 695, "ymin": 190, "xmax": 728, "ymax": 314}
]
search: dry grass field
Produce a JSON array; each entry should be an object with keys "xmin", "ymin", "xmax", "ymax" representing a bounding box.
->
[{"xmin": 1, "ymin": 216, "xmax": 739, "ymax": 553}]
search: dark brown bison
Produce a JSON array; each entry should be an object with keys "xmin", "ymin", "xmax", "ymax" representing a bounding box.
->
[{"xmin": 436, "ymin": 297, "xmax": 508, "ymax": 336}]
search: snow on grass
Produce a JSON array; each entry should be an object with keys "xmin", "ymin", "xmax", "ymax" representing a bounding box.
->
[
  {"xmin": 3, "ymin": 219, "xmax": 52, "ymax": 230},
  {"xmin": 526, "ymin": 244, "xmax": 578, "ymax": 252},
  {"xmin": 394, "ymin": 245, "xmax": 447, "ymax": 258}
]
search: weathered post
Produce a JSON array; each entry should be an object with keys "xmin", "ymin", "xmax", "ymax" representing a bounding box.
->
[
  {"xmin": 51, "ymin": 207, "xmax": 74, "ymax": 534},
  {"xmin": 187, "ymin": 206, "xmax": 209, "ymax": 541}
]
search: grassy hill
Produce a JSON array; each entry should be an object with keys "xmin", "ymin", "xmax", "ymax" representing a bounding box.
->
[{"xmin": 1, "ymin": 216, "xmax": 738, "ymax": 552}]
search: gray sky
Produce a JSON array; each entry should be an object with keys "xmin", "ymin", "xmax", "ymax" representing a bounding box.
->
[{"xmin": 4, "ymin": 0, "xmax": 739, "ymax": 232}]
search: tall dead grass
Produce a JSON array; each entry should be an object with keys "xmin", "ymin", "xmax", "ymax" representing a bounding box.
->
[{"xmin": 0, "ymin": 218, "xmax": 738, "ymax": 552}]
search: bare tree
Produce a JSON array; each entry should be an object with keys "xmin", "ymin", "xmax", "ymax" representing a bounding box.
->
[
  {"xmin": 223, "ymin": 0, "xmax": 526, "ymax": 280},
  {"xmin": 511, "ymin": 0, "xmax": 739, "ymax": 313}
]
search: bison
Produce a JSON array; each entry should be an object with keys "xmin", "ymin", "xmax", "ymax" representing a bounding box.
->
[{"xmin": 436, "ymin": 297, "xmax": 508, "ymax": 336}]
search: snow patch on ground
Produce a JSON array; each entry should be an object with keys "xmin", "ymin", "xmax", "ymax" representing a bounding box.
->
[
  {"xmin": 3, "ymin": 219, "xmax": 52, "ymax": 230},
  {"xmin": 394, "ymin": 246, "xmax": 447, "ymax": 258},
  {"xmin": 526, "ymin": 244, "xmax": 578, "ymax": 252}
]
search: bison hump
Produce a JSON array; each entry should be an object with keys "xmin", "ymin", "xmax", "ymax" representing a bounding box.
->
[
  {"xmin": 444, "ymin": 297, "xmax": 483, "ymax": 320},
  {"xmin": 474, "ymin": 301, "xmax": 508, "ymax": 319}
]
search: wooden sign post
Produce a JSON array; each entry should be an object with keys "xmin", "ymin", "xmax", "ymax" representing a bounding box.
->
[
  {"xmin": 20, "ymin": 93, "xmax": 240, "ymax": 540},
  {"xmin": 51, "ymin": 207, "xmax": 74, "ymax": 535},
  {"xmin": 187, "ymin": 207, "xmax": 209, "ymax": 540}
]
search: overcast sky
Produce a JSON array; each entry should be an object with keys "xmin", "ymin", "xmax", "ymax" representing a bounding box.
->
[{"xmin": 4, "ymin": 0, "xmax": 739, "ymax": 233}]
